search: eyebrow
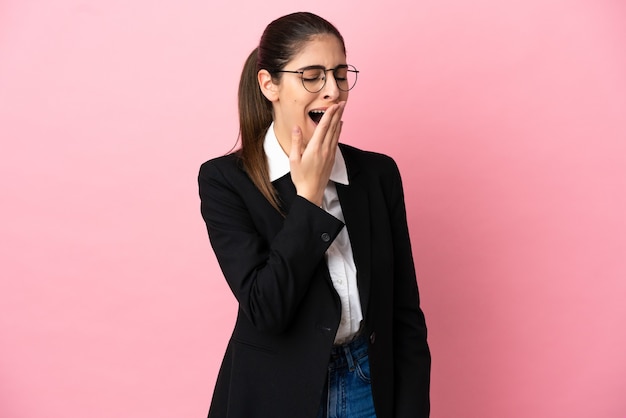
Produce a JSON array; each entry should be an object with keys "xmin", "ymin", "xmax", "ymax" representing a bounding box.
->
[{"xmin": 296, "ymin": 64, "xmax": 349, "ymax": 71}]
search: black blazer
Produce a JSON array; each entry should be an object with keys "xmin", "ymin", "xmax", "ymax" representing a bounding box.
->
[{"xmin": 199, "ymin": 143, "xmax": 430, "ymax": 418}]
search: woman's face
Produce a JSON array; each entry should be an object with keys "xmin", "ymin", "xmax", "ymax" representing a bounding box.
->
[{"xmin": 270, "ymin": 34, "xmax": 349, "ymax": 149}]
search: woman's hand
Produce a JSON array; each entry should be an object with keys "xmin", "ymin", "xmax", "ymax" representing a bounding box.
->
[{"xmin": 289, "ymin": 101, "xmax": 346, "ymax": 206}]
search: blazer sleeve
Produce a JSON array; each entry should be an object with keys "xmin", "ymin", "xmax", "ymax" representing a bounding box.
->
[
  {"xmin": 198, "ymin": 158, "xmax": 344, "ymax": 334},
  {"xmin": 383, "ymin": 158, "xmax": 431, "ymax": 417}
]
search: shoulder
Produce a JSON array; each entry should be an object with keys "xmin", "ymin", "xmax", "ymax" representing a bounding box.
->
[
  {"xmin": 198, "ymin": 151, "xmax": 259, "ymax": 199},
  {"xmin": 199, "ymin": 151, "xmax": 243, "ymax": 176},
  {"xmin": 198, "ymin": 151, "xmax": 251, "ymax": 185},
  {"xmin": 338, "ymin": 143, "xmax": 400, "ymax": 178}
]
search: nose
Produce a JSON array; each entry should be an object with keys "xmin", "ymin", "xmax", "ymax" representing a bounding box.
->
[{"xmin": 321, "ymin": 70, "xmax": 341, "ymax": 100}]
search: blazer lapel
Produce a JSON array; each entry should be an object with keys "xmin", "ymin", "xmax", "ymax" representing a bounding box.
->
[
  {"xmin": 272, "ymin": 173, "xmax": 297, "ymax": 213},
  {"xmin": 336, "ymin": 147, "xmax": 372, "ymax": 316},
  {"xmin": 271, "ymin": 153, "xmax": 373, "ymax": 315}
]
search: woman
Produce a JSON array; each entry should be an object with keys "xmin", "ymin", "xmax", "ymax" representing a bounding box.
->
[{"xmin": 199, "ymin": 12, "xmax": 430, "ymax": 418}]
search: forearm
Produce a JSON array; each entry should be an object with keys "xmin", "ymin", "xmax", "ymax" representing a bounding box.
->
[{"xmin": 200, "ymin": 161, "xmax": 343, "ymax": 333}]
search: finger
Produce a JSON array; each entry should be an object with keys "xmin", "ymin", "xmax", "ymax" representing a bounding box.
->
[
  {"xmin": 289, "ymin": 125, "xmax": 303, "ymax": 163},
  {"xmin": 332, "ymin": 120, "xmax": 343, "ymax": 148},
  {"xmin": 323, "ymin": 102, "xmax": 346, "ymax": 150},
  {"xmin": 313, "ymin": 103, "xmax": 340, "ymax": 139},
  {"xmin": 327, "ymin": 102, "xmax": 345, "ymax": 134},
  {"xmin": 306, "ymin": 103, "xmax": 339, "ymax": 152}
]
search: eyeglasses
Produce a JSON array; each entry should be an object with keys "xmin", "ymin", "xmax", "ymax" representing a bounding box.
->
[{"xmin": 273, "ymin": 64, "xmax": 359, "ymax": 93}]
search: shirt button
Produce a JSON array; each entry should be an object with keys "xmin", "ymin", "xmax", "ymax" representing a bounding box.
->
[{"xmin": 321, "ymin": 233, "xmax": 331, "ymax": 242}]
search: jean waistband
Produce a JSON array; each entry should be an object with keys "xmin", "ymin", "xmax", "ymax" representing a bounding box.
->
[{"xmin": 328, "ymin": 335, "xmax": 369, "ymax": 369}]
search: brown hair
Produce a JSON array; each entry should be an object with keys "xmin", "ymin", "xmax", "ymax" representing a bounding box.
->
[{"xmin": 237, "ymin": 12, "xmax": 346, "ymax": 213}]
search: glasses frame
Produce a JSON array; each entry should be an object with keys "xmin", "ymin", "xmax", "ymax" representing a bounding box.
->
[{"xmin": 273, "ymin": 64, "xmax": 359, "ymax": 93}]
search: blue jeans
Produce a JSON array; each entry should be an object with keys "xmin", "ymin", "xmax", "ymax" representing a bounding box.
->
[{"xmin": 317, "ymin": 336, "xmax": 377, "ymax": 418}]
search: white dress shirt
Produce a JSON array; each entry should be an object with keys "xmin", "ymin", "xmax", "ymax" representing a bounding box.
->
[{"xmin": 264, "ymin": 122, "xmax": 363, "ymax": 344}]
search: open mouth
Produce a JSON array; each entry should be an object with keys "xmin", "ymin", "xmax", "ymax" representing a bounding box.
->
[{"xmin": 308, "ymin": 109, "xmax": 325, "ymax": 124}]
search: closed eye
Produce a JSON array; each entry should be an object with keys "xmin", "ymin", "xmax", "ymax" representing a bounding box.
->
[{"xmin": 303, "ymin": 74, "xmax": 323, "ymax": 82}]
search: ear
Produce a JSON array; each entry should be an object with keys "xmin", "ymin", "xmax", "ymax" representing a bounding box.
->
[{"xmin": 258, "ymin": 69, "xmax": 279, "ymax": 102}]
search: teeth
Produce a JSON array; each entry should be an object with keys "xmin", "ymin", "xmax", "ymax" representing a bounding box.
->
[{"xmin": 309, "ymin": 109, "xmax": 325, "ymax": 124}]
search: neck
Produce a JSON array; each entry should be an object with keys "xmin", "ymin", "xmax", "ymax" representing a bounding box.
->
[{"xmin": 272, "ymin": 122, "xmax": 293, "ymax": 156}]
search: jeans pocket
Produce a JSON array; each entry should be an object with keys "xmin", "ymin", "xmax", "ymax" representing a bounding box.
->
[{"xmin": 355, "ymin": 354, "xmax": 372, "ymax": 383}]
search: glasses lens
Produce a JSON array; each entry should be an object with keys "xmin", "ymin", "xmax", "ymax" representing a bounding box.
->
[
  {"xmin": 299, "ymin": 65, "xmax": 358, "ymax": 92},
  {"xmin": 301, "ymin": 68, "xmax": 325, "ymax": 93},
  {"xmin": 334, "ymin": 65, "xmax": 358, "ymax": 91}
]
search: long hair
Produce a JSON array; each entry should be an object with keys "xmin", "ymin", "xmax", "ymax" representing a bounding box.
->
[{"xmin": 237, "ymin": 12, "xmax": 346, "ymax": 213}]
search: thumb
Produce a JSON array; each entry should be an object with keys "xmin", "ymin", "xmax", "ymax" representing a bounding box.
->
[{"xmin": 289, "ymin": 125, "xmax": 303, "ymax": 162}]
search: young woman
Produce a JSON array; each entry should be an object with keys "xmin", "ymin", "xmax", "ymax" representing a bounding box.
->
[{"xmin": 199, "ymin": 12, "xmax": 430, "ymax": 418}]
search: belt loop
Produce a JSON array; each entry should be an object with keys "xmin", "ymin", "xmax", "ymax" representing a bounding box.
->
[{"xmin": 343, "ymin": 344, "xmax": 355, "ymax": 371}]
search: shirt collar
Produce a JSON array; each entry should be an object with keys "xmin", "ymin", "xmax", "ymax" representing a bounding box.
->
[{"xmin": 263, "ymin": 121, "xmax": 349, "ymax": 185}]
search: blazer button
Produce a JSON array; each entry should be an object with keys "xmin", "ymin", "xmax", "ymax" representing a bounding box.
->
[
  {"xmin": 321, "ymin": 232, "xmax": 331, "ymax": 242},
  {"xmin": 369, "ymin": 332, "xmax": 376, "ymax": 344}
]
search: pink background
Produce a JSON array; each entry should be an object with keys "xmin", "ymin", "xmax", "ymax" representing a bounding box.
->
[{"xmin": 1, "ymin": 0, "xmax": 625, "ymax": 417}]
